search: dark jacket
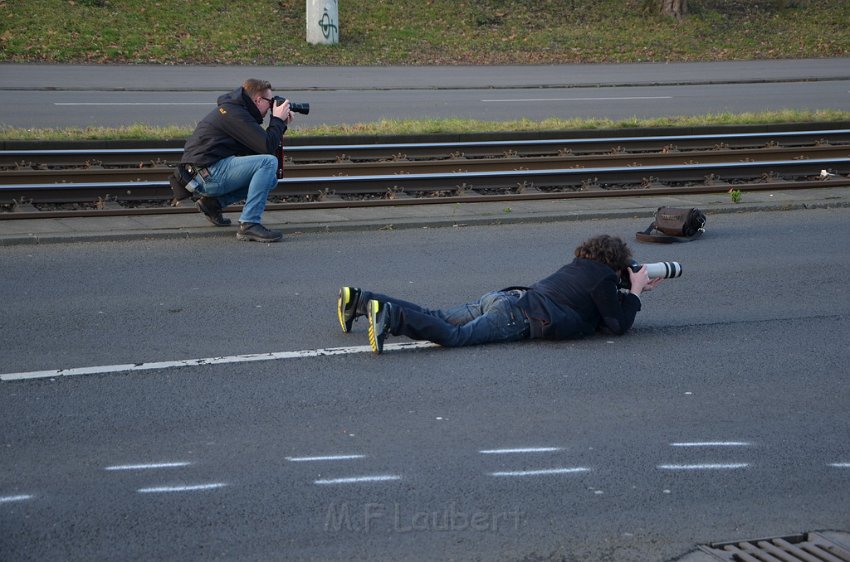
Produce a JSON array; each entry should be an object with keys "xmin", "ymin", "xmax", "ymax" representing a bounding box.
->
[
  {"xmin": 517, "ymin": 258, "xmax": 641, "ymax": 340},
  {"xmin": 180, "ymin": 87, "xmax": 288, "ymax": 168}
]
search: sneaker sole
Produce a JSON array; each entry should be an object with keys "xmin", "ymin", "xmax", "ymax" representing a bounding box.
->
[
  {"xmin": 202, "ymin": 216, "xmax": 232, "ymax": 227},
  {"xmin": 367, "ymin": 300, "xmax": 383, "ymax": 354},
  {"xmin": 236, "ymin": 233, "xmax": 283, "ymax": 242},
  {"xmin": 337, "ymin": 287, "xmax": 352, "ymax": 333},
  {"xmin": 196, "ymin": 202, "xmax": 231, "ymax": 227}
]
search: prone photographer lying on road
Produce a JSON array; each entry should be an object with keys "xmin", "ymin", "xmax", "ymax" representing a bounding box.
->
[{"xmin": 337, "ymin": 234, "xmax": 664, "ymax": 354}]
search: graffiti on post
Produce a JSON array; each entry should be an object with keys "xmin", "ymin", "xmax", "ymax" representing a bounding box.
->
[{"xmin": 318, "ymin": 8, "xmax": 338, "ymax": 42}]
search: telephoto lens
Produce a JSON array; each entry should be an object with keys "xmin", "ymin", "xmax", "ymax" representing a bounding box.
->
[
  {"xmin": 620, "ymin": 260, "xmax": 683, "ymax": 290},
  {"xmin": 641, "ymin": 261, "xmax": 683, "ymax": 280}
]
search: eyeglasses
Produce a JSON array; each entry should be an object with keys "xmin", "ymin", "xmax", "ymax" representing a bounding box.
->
[{"xmin": 259, "ymin": 96, "xmax": 274, "ymax": 106}]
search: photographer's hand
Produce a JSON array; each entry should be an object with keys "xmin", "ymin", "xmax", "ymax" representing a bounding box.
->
[
  {"xmin": 644, "ymin": 277, "xmax": 664, "ymax": 291},
  {"xmin": 273, "ymin": 98, "xmax": 293, "ymax": 124},
  {"xmin": 628, "ymin": 265, "xmax": 651, "ymax": 296}
]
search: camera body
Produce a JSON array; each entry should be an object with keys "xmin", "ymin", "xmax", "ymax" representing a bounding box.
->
[
  {"xmin": 619, "ymin": 259, "xmax": 682, "ymax": 290},
  {"xmin": 272, "ymin": 96, "xmax": 310, "ymax": 115}
]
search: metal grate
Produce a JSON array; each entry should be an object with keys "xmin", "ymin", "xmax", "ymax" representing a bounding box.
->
[{"xmin": 698, "ymin": 532, "xmax": 850, "ymax": 562}]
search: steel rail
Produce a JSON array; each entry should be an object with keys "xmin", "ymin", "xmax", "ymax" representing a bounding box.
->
[
  {"xmin": 6, "ymin": 178, "xmax": 849, "ymax": 221},
  {"xmin": 2, "ymin": 158, "xmax": 848, "ymax": 214},
  {"xmin": 3, "ymin": 129, "xmax": 849, "ymax": 167},
  {"xmin": 3, "ymin": 144, "xmax": 849, "ymax": 185},
  {"xmin": 3, "ymin": 130, "xmax": 848, "ymax": 220}
]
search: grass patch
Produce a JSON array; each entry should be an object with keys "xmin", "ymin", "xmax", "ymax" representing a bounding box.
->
[
  {"xmin": 1, "ymin": 0, "xmax": 848, "ymax": 64},
  {"xmin": 3, "ymin": 110, "xmax": 849, "ymax": 141}
]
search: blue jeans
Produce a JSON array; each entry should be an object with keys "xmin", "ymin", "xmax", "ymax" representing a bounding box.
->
[
  {"xmin": 190, "ymin": 154, "xmax": 277, "ymax": 224},
  {"xmin": 362, "ymin": 290, "xmax": 530, "ymax": 347}
]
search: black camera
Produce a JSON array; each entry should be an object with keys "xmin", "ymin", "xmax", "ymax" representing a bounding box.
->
[
  {"xmin": 272, "ymin": 96, "xmax": 310, "ymax": 115},
  {"xmin": 619, "ymin": 259, "xmax": 682, "ymax": 290}
]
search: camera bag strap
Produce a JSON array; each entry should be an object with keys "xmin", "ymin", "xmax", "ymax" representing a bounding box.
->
[{"xmin": 635, "ymin": 206, "xmax": 706, "ymax": 243}]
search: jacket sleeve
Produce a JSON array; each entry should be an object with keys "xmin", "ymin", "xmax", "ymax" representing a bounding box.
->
[
  {"xmin": 219, "ymin": 108, "xmax": 288, "ymax": 155},
  {"xmin": 590, "ymin": 277, "xmax": 641, "ymax": 335}
]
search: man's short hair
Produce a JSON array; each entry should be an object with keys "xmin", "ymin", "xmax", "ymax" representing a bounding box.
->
[
  {"xmin": 243, "ymin": 79, "xmax": 272, "ymax": 97},
  {"xmin": 574, "ymin": 235, "xmax": 632, "ymax": 272}
]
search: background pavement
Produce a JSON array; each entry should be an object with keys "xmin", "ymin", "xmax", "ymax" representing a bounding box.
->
[
  {"xmin": 2, "ymin": 58, "xmax": 850, "ymax": 128},
  {"xmin": 4, "ymin": 58, "xmax": 850, "ymax": 91}
]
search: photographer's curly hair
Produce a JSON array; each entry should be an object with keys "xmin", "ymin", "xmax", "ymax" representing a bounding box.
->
[{"xmin": 574, "ymin": 234, "xmax": 633, "ymax": 272}]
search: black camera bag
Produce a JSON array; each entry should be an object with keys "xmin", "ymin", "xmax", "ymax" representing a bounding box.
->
[
  {"xmin": 636, "ymin": 206, "xmax": 705, "ymax": 243},
  {"xmin": 169, "ymin": 166, "xmax": 195, "ymax": 202}
]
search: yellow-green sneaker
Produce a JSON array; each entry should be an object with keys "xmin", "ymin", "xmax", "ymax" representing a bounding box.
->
[
  {"xmin": 367, "ymin": 299, "xmax": 392, "ymax": 354},
  {"xmin": 337, "ymin": 287, "xmax": 362, "ymax": 333}
]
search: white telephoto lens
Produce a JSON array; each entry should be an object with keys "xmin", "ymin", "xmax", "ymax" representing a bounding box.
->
[{"xmin": 644, "ymin": 261, "xmax": 683, "ymax": 279}]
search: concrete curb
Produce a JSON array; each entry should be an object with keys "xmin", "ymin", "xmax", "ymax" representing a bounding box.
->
[{"xmin": 2, "ymin": 188, "xmax": 848, "ymax": 246}]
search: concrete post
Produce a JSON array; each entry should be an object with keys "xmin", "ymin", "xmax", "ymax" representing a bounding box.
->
[{"xmin": 306, "ymin": 0, "xmax": 339, "ymax": 45}]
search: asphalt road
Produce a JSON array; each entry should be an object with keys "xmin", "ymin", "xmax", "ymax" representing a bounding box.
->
[
  {"xmin": 1, "ymin": 208, "xmax": 848, "ymax": 561},
  {"xmin": 1, "ymin": 59, "xmax": 849, "ymax": 128}
]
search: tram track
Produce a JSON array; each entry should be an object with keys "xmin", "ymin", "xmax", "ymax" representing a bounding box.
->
[{"xmin": 2, "ymin": 128, "xmax": 849, "ymax": 220}]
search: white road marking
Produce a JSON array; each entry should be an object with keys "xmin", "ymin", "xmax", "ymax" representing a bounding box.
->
[
  {"xmin": 55, "ymin": 102, "xmax": 213, "ymax": 106},
  {"xmin": 657, "ymin": 463, "xmax": 749, "ymax": 470},
  {"xmin": 670, "ymin": 442, "xmax": 751, "ymax": 447},
  {"xmin": 105, "ymin": 462, "xmax": 192, "ymax": 471},
  {"xmin": 314, "ymin": 475, "xmax": 401, "ymax": 485},
  {"xmin": 489, "ymin": 467, "xmax": 590, "ymax": 477},
  {"xmin": 828, "ymin": 462, "xmax": 850, "ymax": 468},
  {"xmin": 0, "ymin": 341, "xmax": 439, "ymax": 382},
  {"xmin": 137, "ymin": 483, "xmax": 226, "ymax": 493},
  {"xmin": 479, "ymin": 447, "xmax": 562, "ymax": 454},
  {"xmin": 286, "ymin": 455, "xmax": 366, "ymax": 462},
  {"xmin": 0, "ymin": 495, "xmax": 33, "ymax": 503},
  {"xmin": 481, "ymin": 96, "xmax": 672, "ymax": 103}
]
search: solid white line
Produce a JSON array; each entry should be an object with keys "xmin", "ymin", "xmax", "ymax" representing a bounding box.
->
[
  {"xmin": 670, "ymin": 442, "xmax": 751, "ymax": 447},
  {"xmin": 490, "ymin": 467, "xmax": 590, "ymax": 477},
  {"xmin": 657, "ymin": 463, "xmax": 749, "ymax": 470},
  {"xmin": 479, "ymin": 447, "xmax": 562, "ymax": 454},
  {"xmin": 55, "ymin": 102, "xmax": 212, "ymax": 106},
  {"xmin": 286, "ymin": 455, "xmax": 365, "ymax": 462},
  {"xmin": 481, "ymin": 96, "xmax": 672, "ymax": 103},
  {"xmin": 829, "ymin": 463, "xmax": 850, "ymax": 468},
  {"xmin": 105, "ymin": 462, "xmax": 192, "ymax": 471},
  {"xmin": 314, "ymin": 475, "xmax": 401, "ymax": 485},
  {"xmin": 0, "ymin": 341, "xmax": 438, "ymax": 381},
  {"xmin": 137, "ymin": 483, "xmax": 226, "ymax": 493},
  {"xmin": 0, "ymin": 495, "xmax": 33, "ymax": 503}
]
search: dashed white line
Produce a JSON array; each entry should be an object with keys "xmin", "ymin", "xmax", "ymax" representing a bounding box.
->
[
  {"xmin": 479, "ymin": 447, "xmax": 562, "ymax": 454},
  {"xmin": 828, "ymin": 462, "xmax": 850, "ymax": 468},
  {"xmin": 105, "ymin": 462, "xmax": 192, "ymax": 471},
  {"xmin": 0, "ymin": 494, "xmax": 33, "ymax": 503},
  {"xmin": 137, "ymin": 483, "xmax": 227, "ymax": 493},
  {"xmin": 0, "ymin": 341, "xmax": 439, "ymax": 381},
  {"xmin": 481, "ymin": 96, "xmax": 672, "ymax": 103},
  {"xmin": 490, "ymin": 467, "xmax": 590, "ymax": 477},
  {"xmin": 670, "ymin": 441, "xmax": 751, "ymax": 447},
  {"xmin": 314, "ymin": 475, "xmax": 401, "ymax": 485},
  {"xmin": 657, "ymin": 463, "xmax": 749, "ymax": 470},
  {"xmin": 286, "ymin": 455, "xmax": 366, "ymax": 462}
]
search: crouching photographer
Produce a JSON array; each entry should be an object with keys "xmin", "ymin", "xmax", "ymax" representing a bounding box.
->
[{"xmin": 170, "ymin": 78, "xmax": 297, "ymax": 243}]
